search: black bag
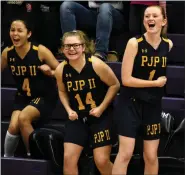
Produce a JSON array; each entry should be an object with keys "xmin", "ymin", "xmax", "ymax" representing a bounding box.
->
[{"xmin": 29, "ymin": 127, "xmax": 64, "ymax": 173}]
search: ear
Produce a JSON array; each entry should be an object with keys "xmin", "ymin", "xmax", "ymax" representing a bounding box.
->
[
  {"xmin": 82, "ymin": 44, "xmax": 85, "ymax": 52},
  {"xmin": 27, "ymin": 31, "xmax": 32, "ymax": 39},
  {"xmin": 162, "ymin": 18, "xmax": 167, "ymax": 27}
]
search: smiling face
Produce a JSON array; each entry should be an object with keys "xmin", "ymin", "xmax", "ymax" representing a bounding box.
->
[
  {"xmin": 9, "ymin": 20, "xmax": 31, "ymax": 48},
  {"xmin": 62, "ymin": 36, "xmax": 85, "ymax": 61},
  {"xmin": 143, "ymin": 6, "xmax": 167, "ymax": 35}
]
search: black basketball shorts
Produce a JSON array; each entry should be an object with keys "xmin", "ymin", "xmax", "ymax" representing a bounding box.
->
[
  {"xmin": 13, "ymin": 92, "xmax": 57, "ymax": 123},
  {"xmin": 115, "ymin": 96, "xmax": 162, "ymax": 140},
  {"xmin": 64, "ymin": 108, "xmax": 113, "ymax": 149}
]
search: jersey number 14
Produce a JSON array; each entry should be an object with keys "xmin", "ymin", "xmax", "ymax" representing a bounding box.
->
[{"xmin": 75, "ymin": 92, "xmax": 96, "ymax": 110}]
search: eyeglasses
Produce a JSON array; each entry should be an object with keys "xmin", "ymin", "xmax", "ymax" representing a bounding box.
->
[{"xmin": 63, "ymin": 43, "xmax": 84, "ymax": 50}]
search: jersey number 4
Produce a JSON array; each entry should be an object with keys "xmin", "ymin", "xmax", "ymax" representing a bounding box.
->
[
  {"xmin": 22, "ymin": 78, "xmax": 31, "ymax": 96},
  {"xmin": 75, "ymin": 92, "xmax": 96, "ymax": 110}
]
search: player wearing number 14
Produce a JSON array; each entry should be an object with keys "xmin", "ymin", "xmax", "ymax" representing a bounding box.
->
[
  {"xmin": 55, "ymin": 30, "xmax": 120, "ymax": 175},
  {"xmin": 1, "ymin": 19, "xmax": 59, "ymax": 157}
]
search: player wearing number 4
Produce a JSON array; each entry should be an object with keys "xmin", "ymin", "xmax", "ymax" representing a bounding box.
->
[
  {"xmin": 55, "ymin": 30, "xmax": 120, "ymax": 175},
  {"xmin": 1, "ymin": 19, "xmax": 59, "ymax": 157},
  {"xmin": 112, "ymin": 6, "xmax": 173, "ymax": 175}
]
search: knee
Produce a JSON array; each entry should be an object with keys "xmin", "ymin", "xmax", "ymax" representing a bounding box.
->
[
  {"xmin": 99, "ymin": 3, "xmax": 113, "ymax": 15},
  {"xmin": 8, "ymin": 123, "xmax": 19, "ymax": 135},
  {"xmin": 94, "ymin": 154, "xmax": 110, "ymax": 169},
  {"xmin": 18, "ymin": 113, "xmax": 31, "ymax": 127},
  {"xmin": 117, "ymin": 150, "xmax": 133, "ymax": 163},
  {"xmin": 63, "ymin": 152, "xmax": 77, "ymax": 168},
  {"xmin": 143, "ymin": 151, "xmax": 158, "ymax": 164},
  {"xmin": 60, "ymin": 1, "xmax": 76, "ymax": 13}
]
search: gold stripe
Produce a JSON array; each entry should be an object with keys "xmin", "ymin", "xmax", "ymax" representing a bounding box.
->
[
  {"xmin": 7, "ymin": 46, "xmax": 14, "ymax": 51},
  {"xmin": 34, "ymin": 98, "xmax": 40, "ymax": 104},
  {"xmin": 162, "ymin": 37, "xmax": 169, "ymax": 43},
  {"xmin": 88, "ymin": 57, "xmax": 92, "ymax": 62},
  {"xmin": 63, "ymin": 60, "xmax": 68, "ymax": 65},
  {"xmin": 137, "ymin": 37, "xmax": 143, "ymax": 43},
  {"xmin": 33, "ymin": 45, "xmax": 38, "ymax": 50}
]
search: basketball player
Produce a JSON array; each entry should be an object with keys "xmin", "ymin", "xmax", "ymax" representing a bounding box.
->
[
  {"xmin": 112, "ymin": 6, "xmax": 173, "ymax": 175},
  {"xmin": 1, "ymin": 19, "xmax": 59, "ymax": 157},
  {"xmin": 55, "ymin": 30, "xmax": 120, "ymax": 175}
]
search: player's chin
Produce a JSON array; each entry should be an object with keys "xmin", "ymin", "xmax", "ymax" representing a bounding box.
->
[
  {"xmin": 13, "ymin": 42, "xmax": 23, "ymax": 48},
  {"xmin": 67, "ymin": 55, "xmax": 80, "ymax": 60}
]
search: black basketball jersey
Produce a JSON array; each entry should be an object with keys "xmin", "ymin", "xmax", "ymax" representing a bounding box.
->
[
  {"xmin": 62, "ymin": 54, "xmax": 109, "ymax": 116},
  {"xmin": 7, "ymin": 42, "xmax": 56, "ymax": 98},
  {"xmin": 122, "ymin": 35, "xmax": 170, "ymax": 103}
]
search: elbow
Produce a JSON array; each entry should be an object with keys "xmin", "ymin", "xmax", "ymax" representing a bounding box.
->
[
  {"xmin": 122, "ymin": 77, "xmax": 131, "ymax": 87},
  {"xmin": 115, "ymin": 81, "xmax": 120, "ymax": 92},
  {"xmin": 118, "ymin": 81, "xmax": 121, "ymax": 89}
]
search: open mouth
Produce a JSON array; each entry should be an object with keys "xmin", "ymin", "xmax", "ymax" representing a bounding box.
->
[
  {"xmin": 68, "ymin": 53, "xmax": 77, "ymax": 55},
  {"xmin": 13, "ymin": 38, "xmax": 20, "ymax": 43},
  {"xmin": 148, "ymin": 23, "xmax": 155, "ymax": 28}
]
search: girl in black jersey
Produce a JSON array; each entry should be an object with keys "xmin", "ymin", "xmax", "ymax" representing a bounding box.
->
[
  {"xmin": 55, "ymin": 30, "xmax": 120, "ymax": 175},
  {"xmin": 1, "ymin": 19, "xmax": 59, "ymax": 157},
  {"xmin": 112, "ymin": 6, "xmax": 173, "ymax": 175}
]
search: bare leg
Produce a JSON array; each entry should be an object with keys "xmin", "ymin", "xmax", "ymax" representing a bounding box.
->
[
  {"xmin": 18, "ymin": 105, "xmax": 40, "ymax": 153},
  {"xmin": 143, "ymin": 139, "xmax": 159, "ymax": 175},
  {"xmin": 63, "ymin": 143, "xmax": 83, "ymax": 175},
  {"xmin": 112, "ymin": 136, "xmax": 135, "ymax": 175},
  {"xmin": 93, "ymin": 145, "xmax": 112, "ymax": 175}
]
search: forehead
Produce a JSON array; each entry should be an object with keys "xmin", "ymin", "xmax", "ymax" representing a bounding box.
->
[
  {"xmin": 64, "ymin": 36, "xmax": 81, "ymax": 44},
  {"xmin": 11, "ymin": 21, "xmax": 26, "ymax": 29},
  {"xmin": 145, "ymin": 6, "xmax": 161, "ymax": 15}
]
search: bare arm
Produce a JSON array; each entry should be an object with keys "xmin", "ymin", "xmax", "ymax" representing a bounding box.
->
[
  {"xmin": 92, "ymin": 56, "xmax": 120, "ymax": 112},
  {"xmin": 55, "ymin": 62, "xmax": 73, "ymax": 114},
  {"xmin": 122, "ymin": 38, "xmax": 162, "ymax": 88},
  {"xmin": 1, "ymin": 47, "xmax": 8, "ymax": 72},
  {"xmin": 38, "ymin": 45, "xmax": 59, "ymax": 76}
]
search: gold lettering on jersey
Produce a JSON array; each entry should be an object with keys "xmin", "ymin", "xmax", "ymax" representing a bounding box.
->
[
  {"xmin": 141, "ymin": 56, "xmax": 167, "ymax": 67},
  {"xmin": 141, "ymin": 56, "xmax": 148, "ymax": 66},
  {"xmin": 21, "ymin": 66, "xmax": 26, "ymax": 75},
  {"xmin": 67, "ymin": 78, "xmax": 96, "ymax": 92},
  {"xmin": 15, "ymin": 66, "xmax": 21, "ymax": 76},
  {"xmin": 29, "ymin": 65, "xmax": 37, "ymax": 76},
  {"xmin": 88, "ymin": 78, "xmax": 96, "ymax": 89},
  {"xmin": 147, "ymin": 123, "xmax": 161, "ymax": 136},
  {"xmin": 10, "ymin": 65, "xmax": 38, "ymax": 76},
  {"xmin": 94, "ymin": 130, "xmax": 110, "ymax": 143},
  {"xmin": 10, "ymin": 65, "xmax": 15, "ymax": 75},
  {"xmin": 162, "ymin": 57, "xmax": 167, "ymax": 67},
  {"xmin": 72, "ymin": 80, "xmax": 85, "ymax": 91},
  {"xmin": 153, "ymin": 56, "xmax": 160, "ymax": 67},
  {"xmin": 67, "ymin": 82, "xmax": 72, "ymax": 92}
]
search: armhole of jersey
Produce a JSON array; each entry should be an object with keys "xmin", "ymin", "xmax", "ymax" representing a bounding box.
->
[
  {"xmin": 33, "ymin": 44, "xmax": 43, "ymax": 63},
  {"xmin": 162, "ymin": 37, "xmax": 170, "ymax": 52},
  {"xmin": 6, "ymin": 45, "xmax": 14, "ymax": 60},
  {"xmin": 61, "ymin": 60, "xmax": 68, "ymax": 81}
]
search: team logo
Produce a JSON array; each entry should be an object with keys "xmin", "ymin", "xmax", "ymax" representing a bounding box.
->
[
  {"xmin": 10, "ymin": 58, "xmax": 15, "ymax": 62},
  {"xmin": 142, "ymin": 49, "xmax": 147, "ymax": 53},
  {"xmin": 66, "ymin": 73, "xmax": 72, "ymax": 77}
]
